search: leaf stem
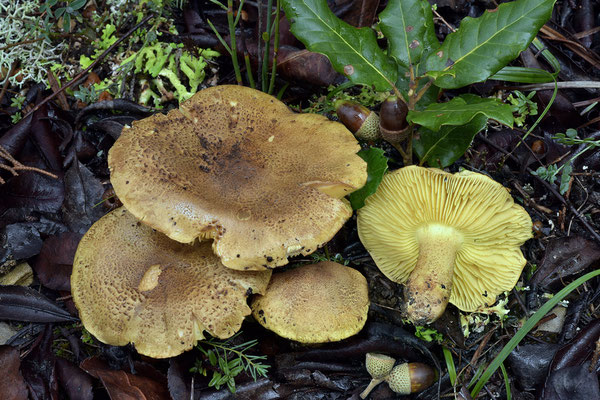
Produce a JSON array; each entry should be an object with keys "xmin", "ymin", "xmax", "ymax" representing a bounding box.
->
[
  {"xmin": 227, "ymin": 0, "xmax": 243, "ymax": 85},
  {"xmin": 267, "ymin": 0, "xmax": 280, "ymax": 95},
  {"xmin": 261, "ymin": 0, "xmax": 273, "ymax": 92}
]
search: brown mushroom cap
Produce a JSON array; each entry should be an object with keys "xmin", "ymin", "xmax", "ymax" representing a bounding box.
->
[
  {"xmin": 250, "ymin": 261, "xmax": 369, "ymax": 343},
  {"xmin": 357, "ymin": 166, "xmax": 532, "ymax": 323},
  {"xmin": 71, "ymin": 208, "xmax": 271, "ymax": 358},
  {"xmin": 108, "ymin": 85, "xmax": 367, "ymax": 271}
]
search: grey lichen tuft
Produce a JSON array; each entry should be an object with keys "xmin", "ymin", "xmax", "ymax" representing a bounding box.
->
[{"xmin": 0, "ymin": 1, "xmax": 65, "ymax": 87}]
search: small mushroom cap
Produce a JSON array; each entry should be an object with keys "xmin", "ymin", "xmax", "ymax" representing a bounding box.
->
[
  {"xmin": 251, "ymin": 261, "xmax": 369, "ymax": 343},
  {"xmin": 71, "ymin": 208, "xmax": 271, "ymax": 359},
  {"xmin": 108, "ymin": 85, "xmax": 367, "ymax": 270},
  {"xmin": 357, "ymin": 166, "xmax": 532, "ymax": 312}
]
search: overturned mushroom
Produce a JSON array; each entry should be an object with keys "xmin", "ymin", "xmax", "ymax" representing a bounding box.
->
[
  {"xmin": 108, "ymin": 85, "xmax": 367, "ymax": 270},
  {"xmin": 71, "ymin": 208, "xmax": 271, "ymax": 358},
  {"xmin": 251, "ymin": 261, "xmax": 369, "ymax": 343},
  {"xmin": 357, "ymin": 166, "xmax": 532, "ymax": 325}
]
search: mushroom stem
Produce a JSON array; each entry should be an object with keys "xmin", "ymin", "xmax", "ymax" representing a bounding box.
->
[{"xmin": 404, "ymin": 224, "xmax": 463, "ymax": 325}]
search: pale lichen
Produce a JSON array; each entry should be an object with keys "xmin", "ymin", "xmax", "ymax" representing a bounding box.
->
[{"xmin": 0, "ymin": 0, "xmax": 65, "ymax": 87}]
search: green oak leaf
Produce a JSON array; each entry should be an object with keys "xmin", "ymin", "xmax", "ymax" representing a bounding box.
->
[
  {"xmin": 406, "ymin": 94, "xmax": 514, "ymax": 131},
  {"xmin": 281, "ymin": 0, "xmax": 397, "ymax": 91},
  {"xmin": 349, "ymin": 147, "xmax": 389, "ymax": 210},
  {"xmin": 379, "ymin": 0, "xmax": 439, "ymax": 72},
  {"xmin": 414, "ymin": 114, "xmax": 488, "ymax": 168},
  {"xmin": 425, "ymin": 0, "xmax": 556, "ymax": 88}
]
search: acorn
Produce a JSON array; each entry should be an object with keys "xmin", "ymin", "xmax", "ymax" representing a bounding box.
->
[
  {"xmin": 379, "ymin": 95, "xmax": 409, "ymax": 143},
  {"xmin": 360, "ymin": 353, "xmax": 396, "ymax": 399},
  {"xmin": 386, "ymin": 362, "xmax": 437, "ymax": 395},
  {"xmin": 334, "ymin": 100, "xmax": 381, "ymax": 141}
]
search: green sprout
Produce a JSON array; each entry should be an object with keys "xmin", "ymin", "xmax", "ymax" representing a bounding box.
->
[
  {"xmin": 122, "ymin": 41, "xmax": 219, "ymax": 105},
  {"xmin": 507, "ymin": 90, "xmax": 538, "ymax": 127},
  {"xmin": 190, "ymin": 332, "xmax": 269, "ymax": 393},
  {"xmin": 414, "ymin": 326, "xmax": 443, "ymax": 343},
  {"xmin": 531, "ymin": 128, "xmax": 599, "ymax": 194}
]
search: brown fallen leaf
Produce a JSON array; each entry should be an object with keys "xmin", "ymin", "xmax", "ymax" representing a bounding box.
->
[
  {"xmin": 81, "ymin": 356, "xmax": 170, "ymax": 400},
  {"xmin": 530, "ymin": 236, "xmax": 600, "ymax": 288},
  {"xmin": 0, "ymin": 345, "xmax": 28, "ymax": 400},
  {"xmin": 34, "ymin": 232, "xmax": 83, "ymax": 291}
]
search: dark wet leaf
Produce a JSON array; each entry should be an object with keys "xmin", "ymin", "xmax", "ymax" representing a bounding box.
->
[
  {"xmin": 30, "ymin": 105, "xmax": 64, "ymax": 172},
  {"xmin": 61, "ymin": 160, "xmax": 105, "ymax": 233},
  {"xmin": 349, "ymin": 147, "xmax": 388, "ymax": 210},
  {"xmin": 55, "ymin": 357, "xmax": 94, "ymax": 400},
  {"xmin": 0, "ymin": 169, "xmax": 64, "ymax": 213},
  {"xmin": 337, "ymin": 0, "xmax": 380, "ymax": 28},
  {"xmin": 550, "ymin": 319, "xmax": 600, "ymax": 371},
  {"xmin": 281, "ymin": 0, "xmax": 397, "ymax": 91},
  {"xmin": 574, "ymin": 0, "xmax": 594, "ymax": 48},
  {"xmin": 277, "ymin": 46, "xmax": 342, "ymax": 87},
  {"xmin": 90, "ymin": 115, "xmax": 138, "ymax": 140},
  {"xmin": 0, "ymin": 222, "xmax": 43, "ymax": 269},
  {"xmin": 541, "ymin": 366, "xmax": 600, "ymax": 400},
  {"xmin": 197, "ymin": 378, "xmax": 279, "ymax": 400},
  {"xmin": 471, "ymin": 129, "xmax": 520, "ymax": 171},
  {"xmin": 81, "ymin": 357, "xmax": 170, "ymax": 399},
  {"xmin": 34, "ymin": 232, "xmax": 83, "ymax": 291},
  {"xmin": 507, "ymin": 343, "xmax": 559, "ymax": 391},
  {"xmin": 0, "ymin": 114, "xmax": 33, "ymax": 155},
  {"xmin": 168, "ymin": 357, "xmax": 190, "ymax": 400},
  {"xmin": 75, "ymin": 99, "xmax": 152, "ymax": 125},
  {"xmin": 0, "ymin": 286, "xmax": 77, "ymax": 323},
  {"xmin": 520, "ymin": 49, "xmax": 583, "ymax": 129},
  {"xmin": 530, "ymin": 236, "xmax": 600, "ymax": 288},
  {"xmin": 21, "ymin": 325, "xmax": 59, "ymax": 400},
  {"xmin": 0, "ymin": 345, "xmax": 28, "ymax": 400}
]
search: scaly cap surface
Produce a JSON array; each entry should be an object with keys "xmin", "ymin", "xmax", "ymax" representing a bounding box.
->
[
  {"xmin": 108, "ymin": 85, "xmax": 366, "ymax": 270},
  {"xmin": 71, "ymin": 208, "xmax": 271, "ymax": 358},
  {"xmin": 251, "ymin": 261, "xmax": 369, "ymax": 343}
]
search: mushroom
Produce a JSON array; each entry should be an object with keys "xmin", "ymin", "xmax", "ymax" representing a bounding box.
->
[
  {"xmin": 250, "ymin": 261, "xmax": 369, "ymax": 343},
  {"xmin": 108, "ymin": 85, "xmax": 367, "ymax": 271},
  {"xmin": 357, "ymin": 166, "xmax": 532, "ymax": 324},
  {"xmin": 71, "ymin": 208, "xmax": 271, "ymax": 358}
]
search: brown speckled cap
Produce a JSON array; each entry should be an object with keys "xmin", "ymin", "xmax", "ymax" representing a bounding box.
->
[
  {"xmin": 71, "ymin": 208, "xmax": 271, "ymax": 358},
  {"xmin": 358, "ymin": 166, "xmax": 532, "ymax": 323},
  {"xmin": 108, "ymin": 85, "xmax": 367, "ymax": 271},
  {"xmin": 251, "ymin": 261, "xmax": 369, "ymax": 343}
]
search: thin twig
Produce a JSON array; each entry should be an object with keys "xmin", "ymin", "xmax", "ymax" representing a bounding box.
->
[
  {"xmin": 504, "ymin": 81, "xmax": 600, "ymax": 91},
  {"xmin": 21, "ymin": 14, "xmax": 154, "ymax": 121},
  {"xmin": 432, "ymin": 8, "xmax": 456, "ymax": 33},
  {"xmin": 0, "ymin": 145, "xmax": 58, "ymax": 184}
]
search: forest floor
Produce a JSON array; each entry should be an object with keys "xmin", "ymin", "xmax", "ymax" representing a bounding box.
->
[{"xmin": 1, "ymin": 0, "xmax": 599, "ymax": 399}]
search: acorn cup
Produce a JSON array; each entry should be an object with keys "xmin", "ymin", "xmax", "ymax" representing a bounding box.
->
[
  {"xmin": 360, "ymin": 353, "xmax": 396, "ymax": 399},
  {"xmin": 386, "ymin": 362, "xmax": 437, "ymax": 395},
  {"xmin": 334, "ymin": 100, "xmax": 381, "ymax": 141},
  {"xmin": 379, "ymin": 95, "xmax": 409, "ymax": 144}
]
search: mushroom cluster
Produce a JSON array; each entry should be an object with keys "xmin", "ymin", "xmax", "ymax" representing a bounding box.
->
[
  {"xmin": 71, "ymin": 85, "xmax": 369, "ymax": 357},
  {"xmin": 358, "ymin": 166, "xmax": 532, "ymax": 325}
]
